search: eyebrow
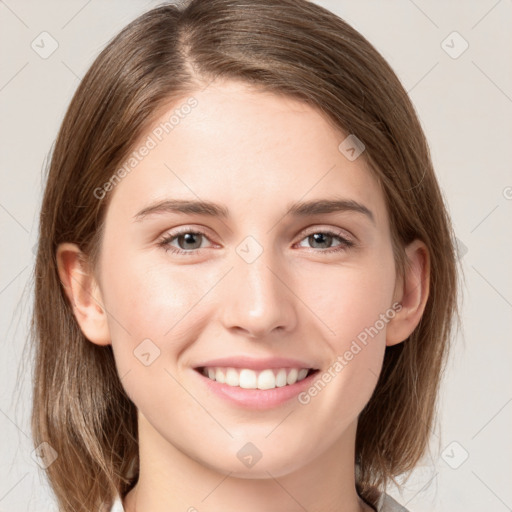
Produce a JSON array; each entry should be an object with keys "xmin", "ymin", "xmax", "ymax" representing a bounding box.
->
[{"xmin": 133, "ymin": 197, "xmax": 375, "ymax": 225}]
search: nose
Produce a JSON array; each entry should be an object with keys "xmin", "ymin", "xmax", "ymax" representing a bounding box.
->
[{"xmin": 219, "ymin": 245, "xmax": 298, "ymax": 339}]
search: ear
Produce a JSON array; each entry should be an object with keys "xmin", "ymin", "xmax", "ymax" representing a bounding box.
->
[
  {"xmin": 56, "ymin": 242, "xmax": 111, "ymax": 346},
  {"xmin": 386, "ymin": 239, "xmax": 430, "ymax": 347}
]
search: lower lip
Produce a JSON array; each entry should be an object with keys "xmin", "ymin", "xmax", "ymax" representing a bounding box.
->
[{"xmin": 194, "ymin": 369, "xmax": 319, "ymax": 410}]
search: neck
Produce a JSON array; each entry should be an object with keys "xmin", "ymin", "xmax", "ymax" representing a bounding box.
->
[{"xmin": 123, "ymin": 413, "xmax": 373, "ymax": 512}]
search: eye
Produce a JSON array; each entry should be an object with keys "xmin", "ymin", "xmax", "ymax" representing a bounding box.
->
[
  {"xmin": 295, "ymin": 229, "xmax": 355, "ymax": 253},
  {"xmin": 157, "ymin": 228, "xmax": 213, "ymax": 256},
  {"xmin": 158, "ymin": 227, "xmax": 355, "ymax": 256}
]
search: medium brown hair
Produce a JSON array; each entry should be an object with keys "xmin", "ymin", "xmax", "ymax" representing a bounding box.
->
[{"xmin": 30, "ymin": 0, "xmax": 460, "ymax": 510}]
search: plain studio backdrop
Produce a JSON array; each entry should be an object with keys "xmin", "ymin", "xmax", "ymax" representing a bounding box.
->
[{"xmin": 0, "ymin": 1, "xmax": 511, "ymax": 511}]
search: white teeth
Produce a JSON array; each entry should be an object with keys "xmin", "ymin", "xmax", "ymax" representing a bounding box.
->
[
  {"xmin": 225, "ymin": 368, "xmax": 239, "ymax": 387},
  {"xmin": 239, "ymin": 369, "xmax": 257, "ymax": 389},
  {"xmin": 257, "ymin": 369, "xmax": 275, "ymax": 390},
  {"xmin": 297, "ymin": 368, "xmax": 308, "ymax": 381},
  {"xmin": 201, "ymin": 367, "xmax": 312, "ymax": 389},
  {"xmin": 275, "ymin": 368, "xmax": 287, "ymax": 387},
  {"xmin": 215, "ymin": 368, "xmax": 226, "ymax": 384},
  {"xmin": 286, "ymin": 368, "xmax": 298, "ymax": 385}
]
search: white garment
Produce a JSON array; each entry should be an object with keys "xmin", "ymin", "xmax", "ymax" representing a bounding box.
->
[
  {"xmin": 110, "ymin": 497, "xmax": 124, "ymax": 512},
  {"xmin": 375, "ymin": 492, "xmax": 410, "ymax": 511},
  {"xmin": 110, "ymin": 491, "xmax": 409, "ymax": 511}
]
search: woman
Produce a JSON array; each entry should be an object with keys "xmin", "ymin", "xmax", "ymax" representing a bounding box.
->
[{"xmin": 31, "ymin": 1, "xmax": 459, "ymax": 511}]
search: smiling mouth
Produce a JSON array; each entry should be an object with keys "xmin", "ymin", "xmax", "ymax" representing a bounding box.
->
[{"xmin": 195, "ymin": 366, "xmax": 319, "ymax": 390}]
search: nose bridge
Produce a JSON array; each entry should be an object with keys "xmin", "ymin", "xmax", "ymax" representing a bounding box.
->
[{"xmin": 220, "ymin": 236, "xmax": 297, "ymax": 337}]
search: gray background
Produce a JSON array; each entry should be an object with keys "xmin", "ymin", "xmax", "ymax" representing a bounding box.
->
[{"xmin": 1, "ymin": 1, "xmax": 511, "ymax": 510}]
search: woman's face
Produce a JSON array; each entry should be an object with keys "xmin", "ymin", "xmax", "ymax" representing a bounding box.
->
[{"xmin": 96, "ymin": 79, "xmax": 401, "ymax": 477}]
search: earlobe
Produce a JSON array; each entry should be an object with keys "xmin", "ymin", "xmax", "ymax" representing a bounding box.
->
[
  {"xmin": 56, "ymin": 242, "xmax": 111, "ymax": 346},
  {"xmin": 386, "ymin": 239, "xmax": 430, "ymax": 347}
]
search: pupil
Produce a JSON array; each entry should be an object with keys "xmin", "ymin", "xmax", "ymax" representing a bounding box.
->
[
  {"xmin": 179, "ymin": 233, "xmax": 201, "ymax": 250},
  {"xmin": 310, "ymin": 233, "xmax": 331, "ymax": 248}
]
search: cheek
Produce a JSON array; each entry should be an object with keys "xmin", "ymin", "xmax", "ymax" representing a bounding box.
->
[
  {"xmin": 99, "ymin": 248, "xmax": 226, "ymax": 380},
  {"xmin": 102, "ymin": 248, "xmax": 202, "ymax": 332},
  {"xmin": 99, "ymin": 254, "xmax": 202, "ymax": 407},
  {"xmin": 300, "ymin": 253, "xmax": 395, "ymax": 413},
  {"xmin": 305, "ymin": 253, "xmax": 396, "ymax": 348},
  {"xmin": 99, "ymin": 253, "xmax": 174, "ymax": 349}
]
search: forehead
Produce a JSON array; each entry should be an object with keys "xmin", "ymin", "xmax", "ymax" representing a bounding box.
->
[{"xmin": 105, "ymin": 79, "xmax": 388, "ymax": 228}]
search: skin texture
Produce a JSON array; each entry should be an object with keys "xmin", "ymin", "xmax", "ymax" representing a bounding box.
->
[{"xmin": 57, "ymin": 80, "xmax": 429, "ymax": 512}]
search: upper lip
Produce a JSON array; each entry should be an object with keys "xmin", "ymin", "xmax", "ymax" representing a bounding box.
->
[{"xmin": 194, "ymin": 356, "xmax": 319, "ymax": 371}]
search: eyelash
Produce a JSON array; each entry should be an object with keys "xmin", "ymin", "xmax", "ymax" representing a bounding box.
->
[{"xmin": 157, "ymin": 227, "xmax": 355, "ymax": 256}]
